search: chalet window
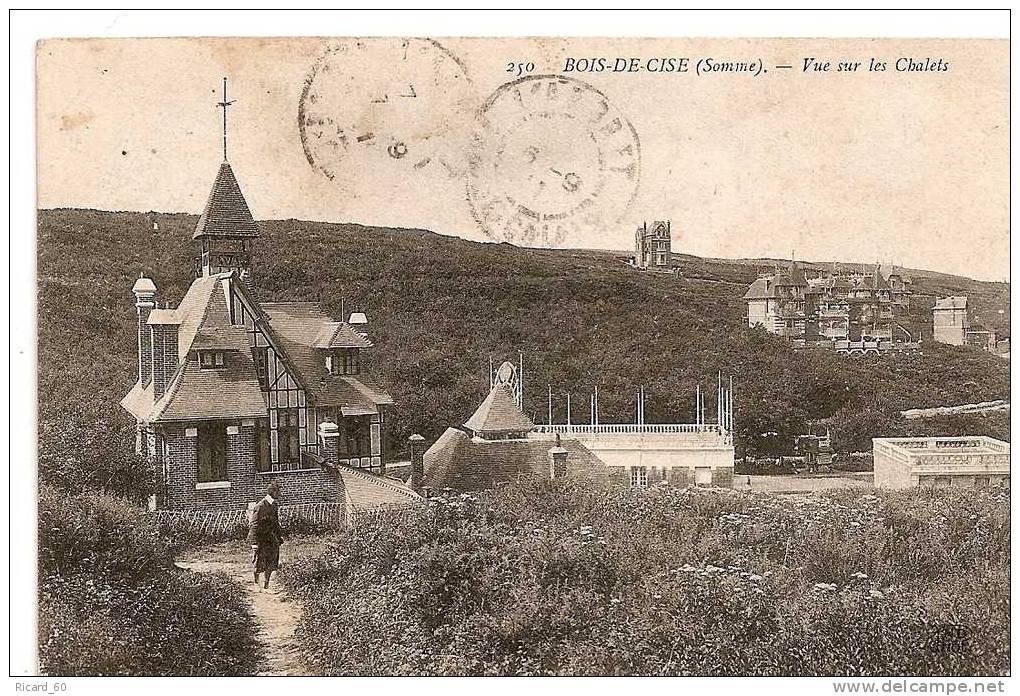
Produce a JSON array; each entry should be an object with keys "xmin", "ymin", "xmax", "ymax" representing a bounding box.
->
[
  {"xmin": 256, "ymin": 420, "xmax": 272, "ymax": 472},
  {"xmin": 196, "ymin": 423, "xmax": 228, "ymax": 482},
  {"xmin": 329, "ymin": 349, "xmax": 360, "ymax": 375},
  {"xmin": 630, "ymin": 466, "xmax": 648, "ymax": 488},
  {"xmin": 277, "ymin": 408, "xmax": 301, "ymax": 463},
  {"xmin": 252, "ymin": 347, "xmax": 269, "ymax": 389},
  {"xmin": 200, "ymin": 351, "xmax": 226, "ymax": 369}
]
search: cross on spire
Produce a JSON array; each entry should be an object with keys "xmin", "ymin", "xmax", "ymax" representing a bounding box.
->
[{"xmin": 216, "ymin": 77, "xmax": 236, "ymax": 162}]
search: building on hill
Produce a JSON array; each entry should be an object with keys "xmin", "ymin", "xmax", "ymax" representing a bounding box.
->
[
  {"xmin": 121, "ymin": 82, "xmax": 418, "ymax": 520},
  {"xmin": 744, "ymin": 261, "xmax": 908, "ymax": 351},
  {"xmin": 882, "ymin": 265, "xmax": 913, "ymax": 310},
  {"xmin": 873, "ymin": 436, "xmax": 1010, "ymax": 489},
  {"xmin": 633, "ymin": 220, "xmax": 671, "ymax": 269},
  {"xmin": 932, "ymin": 295, "xmax": 999, "ymax": 352},
  {"xmin": 423, "ymin": 361, "xmax": 736, "ymax": 491},
  {"xmin": 932, "ymin": 296, "xmax": 969, "ymax": 345}
]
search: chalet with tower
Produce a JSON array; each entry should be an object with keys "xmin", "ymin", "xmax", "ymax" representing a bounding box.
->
[{"xmin": 121, "ymin": 80, "xmax": 418, "ymax": 519}]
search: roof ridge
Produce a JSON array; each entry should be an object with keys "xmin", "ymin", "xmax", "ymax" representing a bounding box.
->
[
  {"xmin": 338, "ymin": 463, "xmax": 419, "ymax": 498},
  {"xmin": 148, "ymin": 358, "xmax": 191, "ymax": 422}
]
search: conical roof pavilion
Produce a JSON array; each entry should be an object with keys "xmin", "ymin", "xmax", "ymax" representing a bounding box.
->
[{"xmin": 464, "ymin": 384, "xmax": 535, "ymax": 437}]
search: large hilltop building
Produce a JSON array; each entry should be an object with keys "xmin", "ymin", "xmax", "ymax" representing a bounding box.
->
[
  {"xmin": 744, "ymin": 261, "xmax": 912, "ymax": 351},
  {"xmin": 633, "ymin": 220, "xmax": 671, "ymax": 269},
  {"xmin": 121, "ymin": 83, "xmax": 417, "ymax": 520}
]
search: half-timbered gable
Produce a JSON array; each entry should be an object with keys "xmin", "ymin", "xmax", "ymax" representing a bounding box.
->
[{"xmin": 120, "ymin": 89, "xmax": 414, "ymax": 518}]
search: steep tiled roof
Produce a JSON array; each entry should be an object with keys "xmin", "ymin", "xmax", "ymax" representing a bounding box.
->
[
  {"xmin": 464, "ymin": 384, "xmax": 535, "ymax": 435},
  {"xmin": 173, "ymin": 275, "xmax": 223, "ymax": 358},
  {"xmin": 261, "ymin": 302, "xmax": 393, "ymax": 414},
  {"xmin": 422, "ymin": 428, "xmax": 605, "ymax": 491},
  {"xmin": 151, "ymin": 352, "xmax": 267, "ymax": 422},
  {"xmin": 193, "ymin": 163, "xmax": 259, "ymax": 239},
  {"xmin": 123, "ymin": 273, "xmax": 267, "ymax": 423},
  {"xmin": 313, "ymin": 321, "xmax": 373, "ymax": 349},
  {"xmin": 120, "ymin": 380, "xmax": 155, "ymax": 422},
  {"xmin": 783, "ymin": 261, "xmax": 807, "ymax": 286},
  {"xmin": 743, "ymin": 277, "xmax": 776, "ymax": 300},
  {"xmin": 872, "ymin": 267, "xmax": 891, "ymax": 290},
  {"xmin": 336, "ymin": 464, "xmax": 421, "ymax": 512}
]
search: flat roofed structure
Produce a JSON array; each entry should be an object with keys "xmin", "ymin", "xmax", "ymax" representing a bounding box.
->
[{"xmin": 873, "ymin": 436, "xmax": 1010, "ymax": 489}]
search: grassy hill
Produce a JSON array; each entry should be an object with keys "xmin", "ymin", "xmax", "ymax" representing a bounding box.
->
[{"xmin": 37, "ymin": 208, "xmax": 1009, "ymax": 482}]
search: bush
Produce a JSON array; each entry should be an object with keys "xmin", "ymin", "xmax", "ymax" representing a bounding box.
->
[
  {"xmin": 284, "ymin": 479, "xmax": 1009, "ymax": 676},
  {"xmin": 38, "ymin": 486, "xmax": 261, "ymax": 676}
]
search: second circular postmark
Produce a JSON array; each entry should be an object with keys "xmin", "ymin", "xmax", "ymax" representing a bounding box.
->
[{"xmin": 467, "ymin": 74, "xmax": 641, "ymax": 248}]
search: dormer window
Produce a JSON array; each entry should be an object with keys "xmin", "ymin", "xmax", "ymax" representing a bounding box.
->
[
  {"xmin": 327, "ymin": 348, "xmax": 360, "ymax": 376},
  {"xmin": 200, "ymin": 351, "xmax": 226, "ymax": 369}
]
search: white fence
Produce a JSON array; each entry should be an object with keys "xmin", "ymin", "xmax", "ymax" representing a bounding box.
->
[{"xmin": 532, "ymin": 423, "xmax": 723, "ymax": 436}]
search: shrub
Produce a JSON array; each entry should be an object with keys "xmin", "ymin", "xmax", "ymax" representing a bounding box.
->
[
  {"xmin": 285, "ymin": 480, "xmax": 1009, "ymax": 676},
  {"xmin": 38, "ymin": 485, "xmax": 261, "ymax": 676}
]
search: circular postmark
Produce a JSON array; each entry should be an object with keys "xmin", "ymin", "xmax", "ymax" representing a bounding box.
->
[
  {"xmin": 467, "ymin": 74, "xmax": 641, "ymax": 248},
  {"xmin": 298, "ymin": 38, "xmax": 474, "ymax": 182}
]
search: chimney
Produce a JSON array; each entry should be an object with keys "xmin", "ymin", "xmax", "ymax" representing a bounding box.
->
[
  {"xmin": 408, "ymin": 433, "xmax": 426, "ymax": 491},
  {"xmin": 548, "ymin": 446, "xmax": 568, "ymax": 480},
  {"xmin": 318, "ymin": 421, "xmax": 340, "ymax": 465},
  {"xmin": 150, "ymin": 324, "xmax": 179, "ymax": 400},
  {"xmin": 132, "ymin": 274, "xmax": 157, "ymax": 385}
]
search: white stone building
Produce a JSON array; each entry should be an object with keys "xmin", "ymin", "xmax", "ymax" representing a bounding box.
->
[{"xmin": 873, "ymin": 436, "xmax": 1010, "ymax": 489}]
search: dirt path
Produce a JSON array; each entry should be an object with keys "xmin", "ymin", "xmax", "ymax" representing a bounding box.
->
[{"xmin": 177, "ymin": 536, "xmax": 330, "ymax": 676}]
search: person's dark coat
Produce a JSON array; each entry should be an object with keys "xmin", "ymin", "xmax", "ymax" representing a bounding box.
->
[{"xmin": 247, "ymin": 497, "xmax": 284, "ymax": 573}]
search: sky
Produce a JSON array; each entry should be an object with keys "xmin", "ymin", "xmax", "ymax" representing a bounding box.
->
[{"xmin": 36, "ymin": 37, "xmax": 1009, "ymax": 280}]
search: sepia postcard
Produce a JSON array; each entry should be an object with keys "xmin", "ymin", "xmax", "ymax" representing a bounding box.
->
[{"xmin": 15, "ymin": 9, "xmax": 1011, "ymax": 688}]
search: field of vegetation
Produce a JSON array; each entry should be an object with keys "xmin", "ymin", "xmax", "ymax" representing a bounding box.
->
[
  {"xmin": 285, "ymin": 478, "xmax": 1010, "ymax": 676},
  {"xmin": 37, "ymin": 485, "xmax": 261, "ymax": 675}
]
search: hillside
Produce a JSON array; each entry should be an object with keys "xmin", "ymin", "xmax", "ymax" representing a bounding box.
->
[{"xmin": 37, "ymin": 208, "xmax": 1009, "ymax": 476}]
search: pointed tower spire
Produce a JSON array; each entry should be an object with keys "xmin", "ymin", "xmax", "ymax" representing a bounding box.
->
[{"xmin": 194, "ymin": 78, "xmax": 258, "ymax": 279}]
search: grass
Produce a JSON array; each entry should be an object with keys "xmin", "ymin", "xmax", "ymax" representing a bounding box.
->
[
  {"xmin": 37, "ymin": 485, "xmax": 262, "ymax": 676},
  {"xmin": 284, "ymin": 478, "xmax": 1009, "ymax": 676}
]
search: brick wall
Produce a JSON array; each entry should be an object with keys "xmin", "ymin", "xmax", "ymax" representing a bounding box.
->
[
  {"xmin": 163, "ymin": 426, "xmax": 197, "ymax": 510},
  {"xmin": 137, "ymin": 308, "xmax": 152, "ymax": 385},
  {"xmin": 159, "ymin": 420, "xmax": 346, "ymax": 513},
  {"xmin": 254, "ymin": 468, "xmax": 342, "ymax": 506},
  {"xmin": 151, "ymin": 327, "xmax": 168, "ymax": 398},
  {"xmin": 227, "ymin": 423, "xmax": 257, "ymax": 506}
]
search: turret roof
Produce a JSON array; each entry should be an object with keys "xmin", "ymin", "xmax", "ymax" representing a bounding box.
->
[
  {"xmin": 193, "ymin": 162, "xmax": 259, "ymax": 239},
  {"xmin": 464, "ymin": 384, "xmax": 535, "ymax": 435}
]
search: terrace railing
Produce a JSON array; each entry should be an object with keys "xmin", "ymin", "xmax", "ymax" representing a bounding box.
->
[{"xmin": 532, "ymin": 423, "xmax": 723, "ymax": 436}]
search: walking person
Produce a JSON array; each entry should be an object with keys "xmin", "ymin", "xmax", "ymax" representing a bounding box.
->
[{"xmin": 248, "ymin": 482, "xmax": 285, "ymax": 592}]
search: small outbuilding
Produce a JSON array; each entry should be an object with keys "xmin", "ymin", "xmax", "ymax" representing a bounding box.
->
[{"xmin": 872, "ymin": 436, "xmax": 1010, "ymax": 489}]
